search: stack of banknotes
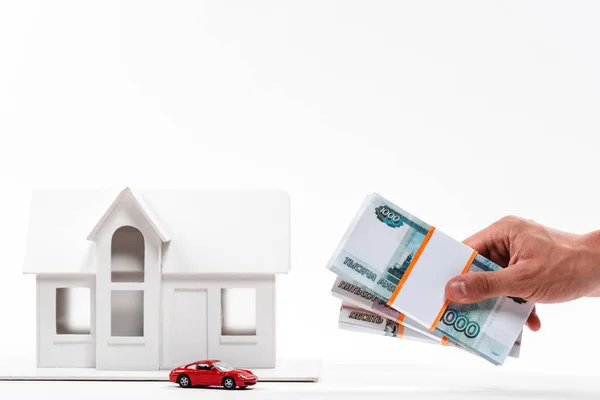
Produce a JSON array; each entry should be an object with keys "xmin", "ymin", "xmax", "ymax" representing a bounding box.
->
[{"xmin": 326, "ymin": 193, "xmax": 533, "ymax": 365}]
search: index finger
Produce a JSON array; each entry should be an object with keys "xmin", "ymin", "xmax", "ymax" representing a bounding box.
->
[{"xmin": 463, "ymin": 218, "xmax": 512, "ymax": 268}]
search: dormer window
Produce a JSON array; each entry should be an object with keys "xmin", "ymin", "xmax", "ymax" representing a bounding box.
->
[{"xmin": 111, "ymin": 226, "xmax": 145, "ymax": 283}]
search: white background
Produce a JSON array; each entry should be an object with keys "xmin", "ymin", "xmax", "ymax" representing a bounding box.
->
[{"xmin": 1, "ymin": 0, "xmax": 600, "ymax": 387}]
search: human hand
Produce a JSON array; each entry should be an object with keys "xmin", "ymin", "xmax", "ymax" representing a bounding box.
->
[{"xmin": 444, "ymin": 216, "xmax": 600, "ymax": 332}]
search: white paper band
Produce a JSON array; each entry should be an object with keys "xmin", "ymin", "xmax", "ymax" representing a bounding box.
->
[{"xmin": 388, "ymin": 228, "xmax": 476, "ymax": 330}]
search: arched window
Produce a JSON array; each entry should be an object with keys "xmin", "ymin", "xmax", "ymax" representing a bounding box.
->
[{"xmin": 111, "ymin": 226, "xmax": 144, "ymax": 283}]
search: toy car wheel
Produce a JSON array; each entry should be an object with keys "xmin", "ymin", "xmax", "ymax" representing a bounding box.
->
[
  {"xmin": 222, "ymin": 376, "xmax": 236, "ymax": 390},
  {"xmin": 178, "ymin": 374, "xmax": 192, "ymax": 388}
]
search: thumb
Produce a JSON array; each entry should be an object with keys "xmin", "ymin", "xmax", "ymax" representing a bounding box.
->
[{"xmin": 445, "ymin": 267, "xmax": 521, "ymax": 303}]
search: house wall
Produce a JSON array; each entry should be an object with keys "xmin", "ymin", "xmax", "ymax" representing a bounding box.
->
[
  {"xmin": 161, "ymin": 274, "xmax": 276, "ymax": 369},
  {"xmin": 37, "ymin": 274, "xmax": 96, "ymax": 368}
]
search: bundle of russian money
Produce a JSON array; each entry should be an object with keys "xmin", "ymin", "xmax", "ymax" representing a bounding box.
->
[{"xmin": 326, "ymin": 193, "xmax": 533, "ymax": 365}]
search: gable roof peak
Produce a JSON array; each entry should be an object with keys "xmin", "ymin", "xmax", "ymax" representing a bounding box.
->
[{"xmin": 86, "ymin": 186, "xmax": 170, "ymax": 242}]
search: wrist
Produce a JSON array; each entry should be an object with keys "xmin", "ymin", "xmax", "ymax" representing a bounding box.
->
[{"xmin": 579, "ymin": 230, "xmax": 600, "ymax": 297}]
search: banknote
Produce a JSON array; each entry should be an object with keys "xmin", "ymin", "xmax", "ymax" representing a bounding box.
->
[
  {"xmin": 338, "ymin": 303, "xmax": 454, "ymax": 346},
  {"xmin": 331, "ymin": 276, "xmax": 522, "ymax": 358},
  {"xmin": 511, "ymin": 331, "xmax": 522, "ymax": 358},
  {"xmin": 331, "ymin": 276, "xmax": 449, "ymax": 343},
  {"xmin": 326, "ymin": 193, "xmax": 533, "ymax": 365},
  {"xmin": 339, "ymin": 316, "xmax": 521, "ymax": 358}
]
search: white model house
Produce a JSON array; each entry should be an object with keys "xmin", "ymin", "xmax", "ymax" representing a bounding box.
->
[{"xmin": 22, "ymin": 187, "xmax": 290, "ymax": 370}]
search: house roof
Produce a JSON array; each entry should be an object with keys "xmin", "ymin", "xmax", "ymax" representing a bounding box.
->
[
  {"xmin": 23, "ymin": 188, "xmax": 290, "ymax": 275},
  {"xmin": 86, "ymin": 186, "xmax": 170, "ymax": 242}
]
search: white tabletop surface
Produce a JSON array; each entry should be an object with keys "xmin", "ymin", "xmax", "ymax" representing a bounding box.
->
[{"xmin": 2, "ymin": 362, "xmax": 600, "ymax": 399}]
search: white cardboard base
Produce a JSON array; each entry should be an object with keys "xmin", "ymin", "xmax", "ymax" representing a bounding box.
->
[
  {"xmin": 3, "ymin": 361, "xmax": 600, "ymax": 399},
  {"xmin": 0, "ymin": 358, "xmax": 321, "ymax": 382}
]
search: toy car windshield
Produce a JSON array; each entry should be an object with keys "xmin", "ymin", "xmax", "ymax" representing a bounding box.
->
[{"xmin": 213, "ymin": 361, "xmax": 235, "ymax": 372}]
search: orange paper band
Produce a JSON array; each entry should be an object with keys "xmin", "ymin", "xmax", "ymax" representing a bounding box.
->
[
  {"xmin": 428, "ymin": 249, "xmax": 478, "ymax": 331},
  {"xmin": 396, "ymin": 313, "xmax": 406, "ymax": 324},
  {"xmin": 396, "ymin": 314, "xmax": 405, "ymax": 338},
  {"xmin": 397, "ymin": 323, "xmax": 404, "ymax": 339}
]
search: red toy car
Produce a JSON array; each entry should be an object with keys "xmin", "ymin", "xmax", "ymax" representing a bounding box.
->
[{"xmin": 169, "ymin": 359, "xmax": 257, "ymax": 389}]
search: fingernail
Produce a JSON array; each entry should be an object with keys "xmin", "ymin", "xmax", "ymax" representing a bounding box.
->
[{"xmin": 448, "ymin": 280, "xmax": 467, "ymax": 299}]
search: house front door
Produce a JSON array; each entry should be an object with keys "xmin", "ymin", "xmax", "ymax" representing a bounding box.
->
[{"xmin": 171, "ymin": 288, "xmax": 208, "ymax": 367}]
